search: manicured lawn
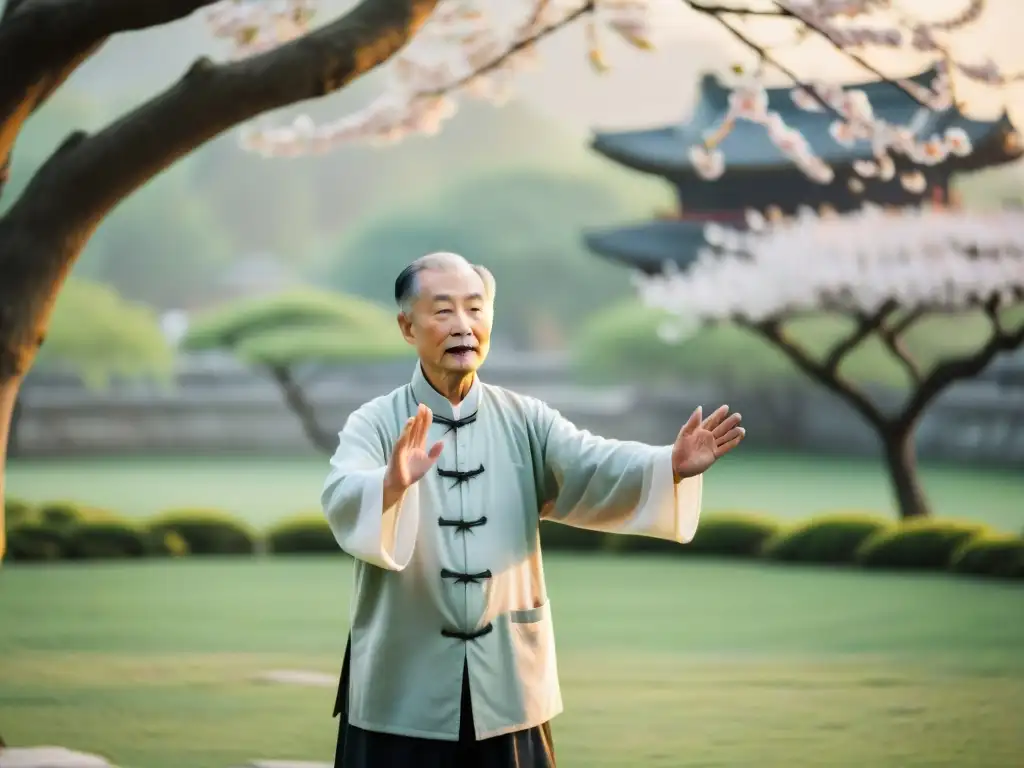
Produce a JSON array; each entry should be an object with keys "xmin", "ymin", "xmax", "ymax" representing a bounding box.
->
[
  {"xmin": 8, "ymin": 451, "xmax": 1024, "ymax": 532},
  {"xmin": 1, "ymin": 556, "xmax": 1022, "ymax": 767}
]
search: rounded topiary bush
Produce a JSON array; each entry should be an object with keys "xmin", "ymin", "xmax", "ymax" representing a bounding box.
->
[
  {"xmin": 949, "ymin": 533, "xmax": 1024, "ymax": 579},
  {"xmin": 684, "ymin": 512, "xmax": 782, "ymax": 557},
  {"xmin": 5, "ymin": 497, "xmax": 35, "ymax": 528},
  {"xmin": 146, "ymin": 508, "xmax": 256, "ymax": 555},
  {"xmin": 855, "ymin": 518, "xmax": 988, "ymax": 571},
  {"xmin": 7, "ymin": 521, "xmax": 69, "ymax": 561},
  {"xmin": 762, "ymin": 512, "xmax": 893, "ymax": 565},
  {"xmin": 266, "ymin": 513, "xmax": 339, "ymax": 554},
  {"xmin": 65, "ymin": 519, "xmax": 151, "ymax": 559},
  {"xmin": 148, "ymin": 529, "xmax": 190, "ymax": 558},
  {"xmin": 539, "ymin": 521, "xmax": 608, "ymax": 552},
  {"xmin": 36, "ymin": 501, "xmax": 92, "ymax": 530}
]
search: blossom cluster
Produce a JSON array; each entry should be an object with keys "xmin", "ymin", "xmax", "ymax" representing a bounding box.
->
[
  {"xmin": 633, "ymin": 205, "xmax": 1024, "ymax": 342},
  {"xmin": 205, "ymin": 0, "xmax": 653, "ymax": 156},
  {"xmin": 202, "ymin": 0, "xmax": 1012, "ymax": 186}
]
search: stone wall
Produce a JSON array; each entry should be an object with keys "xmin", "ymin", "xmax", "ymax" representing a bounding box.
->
[{"xmin": 11, "ymin": 350, "xmax": 1024, "ymax": 468}]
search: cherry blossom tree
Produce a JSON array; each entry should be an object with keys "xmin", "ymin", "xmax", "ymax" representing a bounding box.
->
[
  {"xmin": 0, "ymin": 0, "xmax": 1018, "ymax": 561},
  {"xmin": 632, "ymin": 204, "xmax": 1024, "ymax": 519}
]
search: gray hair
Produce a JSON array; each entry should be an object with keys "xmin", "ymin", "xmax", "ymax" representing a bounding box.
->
[{"xmin": 393, "ymin": 251, "xmax": 495, "ymax": 315}]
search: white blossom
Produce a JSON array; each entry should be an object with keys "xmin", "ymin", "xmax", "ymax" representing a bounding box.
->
[
  {"xmin": 201, "ymin": 0, "xmax": 1012, "ymax": 186},
  {"xmin": 633, "ymin": 207, "xmax": 1024, "ymax": 328}
]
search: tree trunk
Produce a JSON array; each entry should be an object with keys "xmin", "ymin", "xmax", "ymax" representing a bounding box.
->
[
  {"xmin": 0, "ymin": 374, "xmax": 21, "ymax": 562},
  {"xmin": 881, "ymin": 426, "xmax": 931, "ymax": 520}
]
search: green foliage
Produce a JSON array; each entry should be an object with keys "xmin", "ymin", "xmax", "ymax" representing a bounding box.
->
[
  {"xmin": 572, "ymin": 299, "xmax": 1012, "ymax": 388},
  {"xmin": 6, "ymin": 521, "xmax": 68, "ymax": 562},
  {"xmin": 65, "ymin": 520, "xmax": 151, "ymax": 559},
  {"xmin": 4, "ymin": 498, "xmax": 34, "ymax": 529},
  {"xmin": 762, "ymin": 512, "xmax": 893, "ymax": 565},
  {"xmin": 182, "ymin": 288, "xmax": 409, "ymax": 367},
  {"xmin": 147, "ymin": 509, "xmax": 257, "ymax": 556},
  {"xmin": 323, "ymin": 168, "xmax": 667, "ymax": 348},
  {"xmin": 855, "ymin": 519, "xmax": 990, "ymax": 570},
  {"xmin": 686, "ymin": 512, "xmax": 783, "ymax": 556},
  {"xmin": 34, "ymin": 278, "xmax": 174, "ymax": 388},
  {"xmin": 35, "ymin": 501, "xmax": 119, "ymax": 530},
  {"xmin": 949, "ymin": 533, "xmax": 1024, "ymax": 579},
  {"xmin": 539, "ymin": 521, "xmax": 608, "ymax": 551},
  {"xmin": 265, "ymin": 513, "xmax": 340, "ymax": 554}
]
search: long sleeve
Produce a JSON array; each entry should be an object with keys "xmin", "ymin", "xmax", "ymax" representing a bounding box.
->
[
  {"xmin": 535, "ymin": 402, "xmax": 702, "ymax": 543},
  {"xmin": 320, "ymin": 408, "xmax": 420, "ymax": 570}
]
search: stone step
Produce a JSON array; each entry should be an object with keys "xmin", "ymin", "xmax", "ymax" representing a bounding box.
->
[{"xmin": 0, "ymin": 747, "xmax": 114, "ymax": 768}]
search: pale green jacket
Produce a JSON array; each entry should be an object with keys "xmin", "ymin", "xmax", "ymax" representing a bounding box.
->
[{"xmin": 321, "ymin": 364, "xmax": 703, "ymax": 741}]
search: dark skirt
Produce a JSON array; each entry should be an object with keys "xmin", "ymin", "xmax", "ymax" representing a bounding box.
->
[{"xmin": 333, "ymin": 635, "xmax": 556, "ymax": 768}]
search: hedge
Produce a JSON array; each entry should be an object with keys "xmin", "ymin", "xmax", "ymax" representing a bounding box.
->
[
  {"xmin": 609, "ymin": 511, "xmax": 782, "ymax": 556},
  {"xmin": 949, "ymin": 533, "xmax": 1024, "ymax": 579},
  {"xmin": 266, "ymin": 513, "xmax": 339, "ymax": 554},
  {"xmin": 855, "ymin": 518, "xmax": 990, "ymax": 570},
  {"xmin": 3, "ymin": 501, "xmax": 1021, "ymax": 586},
  {"xmin": 762, "ymin": 512, "xmax": 893, "ymax": 565},
  {"xmin": 146, "ymin": 508, "xmax": 257, "ymax": 555}
]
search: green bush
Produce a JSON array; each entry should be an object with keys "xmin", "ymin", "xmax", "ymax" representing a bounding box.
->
[
  {"xmin": 855, "ymin": 518, "xmax": 989, "ymax": 570},
  {"xmin": 540, "ymin": 520, "xmax": 608, "ymax": 551},
  {"xmin": 266, "ymin": 513, "xmax": 339, "ymax": 554},
  {"xmin": 5, "ymin": 498, "xmax": 35, "ymax": 528},
  {"xmin": 148, "ymin": 529, "xmax": 190, "ymax": 558},
  {"xmin": 7, "ymin": 521, "xmax": 68, "ymax": 561},
  {"xmin": 685, "ymin": 512, "xmax": 782, "ymax": 556},
  {"xmin": 35, "ymin": 501, "xmax": 118, "ymax": 530},
  {"xmin": 949, "ymin": 533, "xmax": 1024, "ymax": 579},
  {"xmin": 65, "ymin": 519, "xmax": 151, "ymax": 559},
  {"xmin": 763, "ymin": 512, "xmax": 893, "ymax": 565},
  {"xmin": 147, "ymin": 508, "xmax": 256, "ymax": 555}
]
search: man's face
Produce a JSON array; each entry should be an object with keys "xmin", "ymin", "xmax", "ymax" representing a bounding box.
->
[{"xmin": 398, "ymin": 266, "xmax": 492, "ymax": 377}]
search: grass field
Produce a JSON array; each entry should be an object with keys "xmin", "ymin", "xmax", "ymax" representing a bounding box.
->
[
  {"xmin": 8, "ymin": 451, "xmax": 1024, "ymax": 532},
  {"xmin": 2, "ymin": 556, "xmax": 1023, "ymax": 768}
]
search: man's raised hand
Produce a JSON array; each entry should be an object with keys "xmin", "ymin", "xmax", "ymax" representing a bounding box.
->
[
  {"xmin": 671, "ymin": 404, "xmax": 745, "ymax": 480},
  {"xmin": 383, "ymin": 404, "xmax": 444, "ymax": 507}
]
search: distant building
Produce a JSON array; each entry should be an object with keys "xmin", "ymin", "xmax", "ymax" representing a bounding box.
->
[{"xmin": 583, "ymin": 67, "xmax": 1023, "ymax": 274}]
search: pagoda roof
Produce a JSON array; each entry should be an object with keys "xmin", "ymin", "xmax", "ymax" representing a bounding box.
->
[
  {"xmin": 591, "ymin": 68, "xmax": 1021, "ymax": 176},
  {"xmin": 583, "ymin": 219, "xmax": 711, "ymax": 273}
]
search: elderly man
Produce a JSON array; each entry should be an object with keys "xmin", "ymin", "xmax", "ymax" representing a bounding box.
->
[{"xmin": 322, "ymin": 252, "xmax": 744, "ymax": 767}]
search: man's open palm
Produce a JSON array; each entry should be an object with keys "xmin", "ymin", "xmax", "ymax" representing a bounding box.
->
[
  {"xmin": 672, "ymin": 404, "xmax": 745, "ymax": 479},
  {"xmin": 387, "ymin": 404, "xmax": 444, "ymax": 491}
]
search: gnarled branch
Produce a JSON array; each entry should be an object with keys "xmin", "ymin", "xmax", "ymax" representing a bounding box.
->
[
  {"xmin": 897, "ymin": 298, "xmax": 1024, "ymax": 431},
  {"xmin": 739, "ymin": 316, "xmax": 888, "ymax": 430}
]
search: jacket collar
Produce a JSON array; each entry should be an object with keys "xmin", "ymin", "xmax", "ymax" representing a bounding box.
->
[{"xmin": 410, "ymin": 363, "xmax": 481, "ymax": 421}]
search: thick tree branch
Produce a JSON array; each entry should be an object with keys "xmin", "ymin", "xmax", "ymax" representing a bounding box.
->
[
  {"xmin": 897, "ymin": 301, "xmax": 1024, "ymax": 431},
  {"xmin": 3, "ymin": 0, "xmax": 440, "ymax": 242},
  {"xmin": 267, "ymin": 364, "xmax": 335, "ymax": 454},
  {"xmin": 0, "ymin": 0, "xmax": 221, "ymax": 199},
  {"xmin": 739, "ymin": 316, "xmax": 888, "ymax": 431}
]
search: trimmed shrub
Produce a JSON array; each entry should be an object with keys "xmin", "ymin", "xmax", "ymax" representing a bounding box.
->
[
  {"xmin": 266, "ymin": 513, "xmax": 339, "ymax": 554},
  {"xmin": 684, "ymin": 511, "xmax": 782, "ymax": 557},
  {"xmin": 5, "ymin": 498, "xmax": 35, "ymax": 528},
  {"xmin": 7, "ymin": 521, "xmax": 68, "ymax": 561},
  {"xmin": 762, "ymin": 512, "xmax": 893, "ymax": 565},
  {"xmin": 65, "ymin": 519, "xmax": 151, "ymax": 559},
  {"xmin": 855, "ymin": 518, "xmax": 988, "ymax": 570},
  {"xmin": 148, "ymin": 529, "xmax": 190, "ymax": 558},
  {"xmin": 949, "ymin": 534, "xmax": 1024, "ymax": 579},
  {"xmin": 539, "ymin": 521, "xmax": 608, "ymax": 551},
  {"xmin": 147, "ymin": 508, "xmax": 256, "ymax": 555},
  {"xmin": 35, "ymin": 501, "xmax": 118, "ymax": 530}
]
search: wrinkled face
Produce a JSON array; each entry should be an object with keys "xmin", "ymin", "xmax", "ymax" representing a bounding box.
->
[{"xmin": 398, "ymin": 266, "xmax": 492, "ymax": 377}]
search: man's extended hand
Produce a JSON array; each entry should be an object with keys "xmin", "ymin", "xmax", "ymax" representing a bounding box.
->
[
  {"xmin": 671, "ymin": 405, "xmax": 745, "ymax": 480},
  {"xmin": 383, "ymin": 404, "xmax": 444, "ymax": 509}
]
